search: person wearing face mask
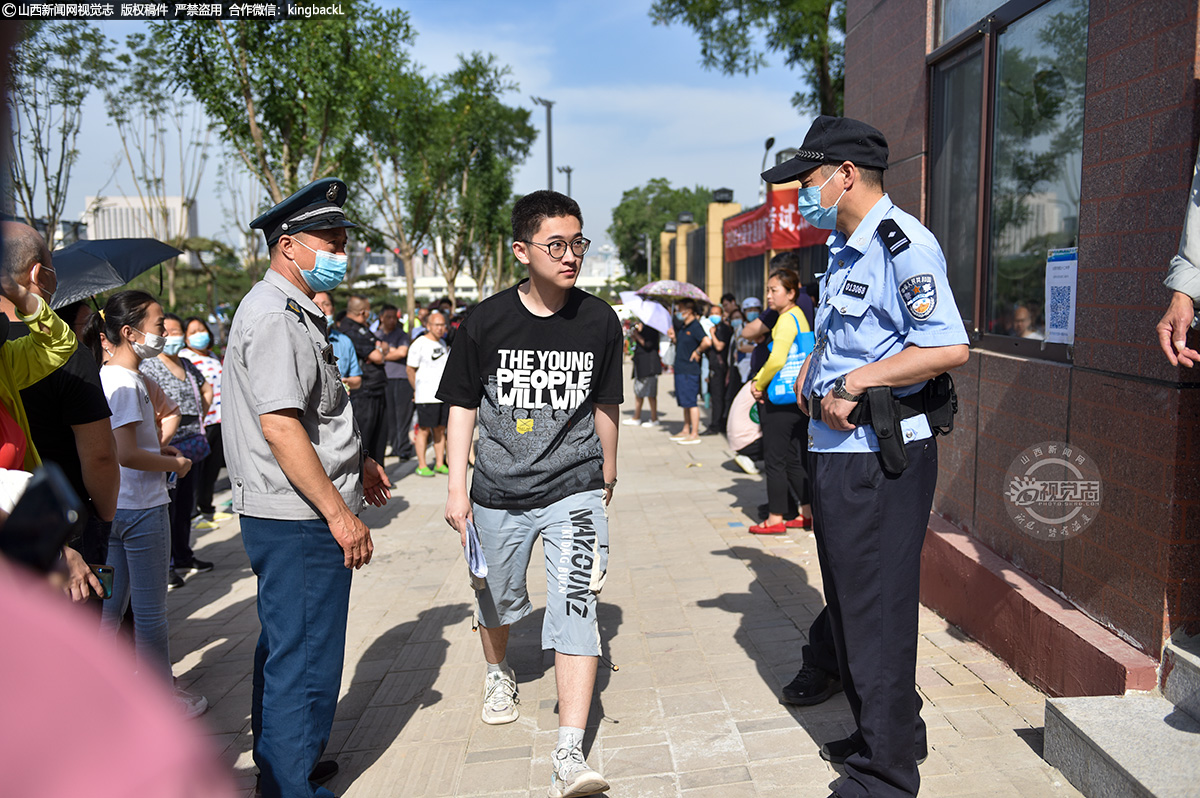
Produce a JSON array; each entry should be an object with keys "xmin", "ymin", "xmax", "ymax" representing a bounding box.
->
[
  {"xmin": 181, "ymin": 317, "xmax": 229, "ymax": 532},
  {"xmin": 225, "ymin": 178, "xmax": 392, "ymax": 798},
  {"xmin": 337, "ymin": 294, "xmax": 389, "ymax": 464},
  {"xmin": 312, "ymin": 291, "xmax": 362, "ymax": 393},
  {"xmin": 139, "ymin": 313, "xmax": 214, "ymax": 588},
  {"xmin": 763, "ymin": 116, "xmax": 969, "ymax": 798},
  {"xmin": 704, "ymin": 302, "xmax": 733, "ymax": 435},
  {"xmin": 0, "ymin": 221, "xmax": 117, "ymax": 611},
  {"xmin": 93, "ymin": 290, "xmax": 208, "ymax": 720}
]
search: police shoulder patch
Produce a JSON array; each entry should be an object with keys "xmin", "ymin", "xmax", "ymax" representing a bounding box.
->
[
  {"xmin": 899, "ymin": 274, "xmax": 937, "ymax": 320},
  {"xmin": 285, "ymin": 298, "xmax": 305, "ymax": 324},
  {"xmin": 877, "ymin": 218, "xmax": 911, "ymax": 256}
]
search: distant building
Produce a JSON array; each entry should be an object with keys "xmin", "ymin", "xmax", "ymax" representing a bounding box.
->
[{"xmin": 83, "ymin": 195, "xmax": 199, "ymax": 267}]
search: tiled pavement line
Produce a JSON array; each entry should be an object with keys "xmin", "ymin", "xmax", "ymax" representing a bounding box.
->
[{"xmin": 167, "ymin": 364, "xmax": 1081, "ymax": 797}]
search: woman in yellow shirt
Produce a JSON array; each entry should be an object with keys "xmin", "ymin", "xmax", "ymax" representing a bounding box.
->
[{"xmin": 750, "ymin": 268, "xmax": 812, "ymax": 534}]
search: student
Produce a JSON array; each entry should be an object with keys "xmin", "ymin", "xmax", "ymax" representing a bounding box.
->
[
  {"xmin": 406, "ymin": 311, "xmax": 450, "ymax": 476},
  {"xmin": 440, "ymin": 191, "xmax": 622, "ymax": 798},
  {"xmin": 94, "ymin": 290, "xmax": 207, "ymax": 719}
]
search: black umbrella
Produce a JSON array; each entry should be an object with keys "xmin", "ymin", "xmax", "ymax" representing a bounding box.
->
[{"xmin": 50, "ymin": 238, "xmax": 183, "ymax": 309}]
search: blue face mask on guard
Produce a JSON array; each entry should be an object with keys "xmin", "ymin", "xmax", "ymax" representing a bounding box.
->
[
  {"xmin": 290, "ymin": 236, "xmax": 349, "ymax": 293},
  {"xmin": 796, "ymin": 168, "xmax": 846, "ymax": 230}
]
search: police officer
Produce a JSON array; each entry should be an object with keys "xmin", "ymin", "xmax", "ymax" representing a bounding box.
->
[
  {"xmin": 763, "ymin": 117, "xmax": 969, "ymax": 798},
  {"xmin": 223, "ymin": 178, "xmax": 392, "ymax": 798}
]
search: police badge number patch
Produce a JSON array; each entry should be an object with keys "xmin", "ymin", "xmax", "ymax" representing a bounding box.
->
[{"xmin": 899, "ymin": 274, "xmax": 937, "ymax": 320}]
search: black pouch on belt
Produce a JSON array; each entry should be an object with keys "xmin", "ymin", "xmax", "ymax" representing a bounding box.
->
[
  {"xmin": 923, "ymin": 372, "xmax": 958, "ymax": 436},
  {"xmin": 865, "ymin": 386, "xmax": 909, "ymax": 475}
]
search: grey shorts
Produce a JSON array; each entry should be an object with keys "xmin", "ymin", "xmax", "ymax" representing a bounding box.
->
[
  {"xmin": 634, "ymin": 376, "xmax": 658, "ymax": 398},
  {"xmin": 471, "ymin": 489, "xmax": 609, "ymax": 656}
]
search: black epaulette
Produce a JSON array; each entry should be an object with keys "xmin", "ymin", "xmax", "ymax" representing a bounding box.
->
[
  {"xmin": 285, "ymin": 298, "xmax": 305, "ymax": 324},
  {"xmin": 877, "ymin": 218, "xmax": 911, "ymax": 256}
]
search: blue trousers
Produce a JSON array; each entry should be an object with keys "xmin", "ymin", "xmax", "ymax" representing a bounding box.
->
[{"xmin": 241, "ymin": 516, "xmax": 352, "ymax": 798}]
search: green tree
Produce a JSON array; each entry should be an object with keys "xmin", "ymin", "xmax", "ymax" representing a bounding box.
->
[
  {"xmin": 103, "ymin": 28, "xmax": 212, "ymax": 309},
  {"xmin": 6, "ymin": 21, "xmax": 111, "ymax": 240},
  {"xmin": 434, "ymin": 54, "xmax": 535, "ymax": 305},
  {"xmin": 154, "ymin": 6, "xmax": 415, "ymax": 204},
  {"xmin": 608, "ymin": 178, "xmax": 711, "ymax": 280},
  {"xmin": 649, "ymin": 0, "xmax": 845, "ymax": 115}
]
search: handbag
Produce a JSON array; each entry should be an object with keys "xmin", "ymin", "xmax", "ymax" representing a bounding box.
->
[
  {"xmin": 172, "ymin": 432, "xmax": 211, "ymax": 463},
  {"xmin": 766, "ymin": 312, "xmax": 815, "ymax": 405}
]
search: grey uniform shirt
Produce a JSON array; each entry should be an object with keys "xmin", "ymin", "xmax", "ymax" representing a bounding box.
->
[{"xmin": 222, "ymin": 269, "xmax": 364, "ymax": 520}]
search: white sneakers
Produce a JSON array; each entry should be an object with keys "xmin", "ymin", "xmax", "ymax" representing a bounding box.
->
[
  {"xmin": 621, "ymin": 418, "xmax": 642, "ymax": 426},
  {"xmin": 548, "ymin": 745, "xmax": 609, "ymax": 798},
  {"xmin": 641, "ymin": 419, "xmax": 660, "ymax": 428},
  {"xmin": 481, "ymin": 667, "xmax": 520, "ymax": 725},
  {"xmin": 734, "ymin": 454, "xmax": 760, "ymax": 475},
  {"xmin": 174, "ymin": 688, "xmax": 209, "ymax": 720}
]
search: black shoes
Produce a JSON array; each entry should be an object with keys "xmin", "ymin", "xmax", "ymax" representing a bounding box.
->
[
  {"xmin": 819, "ymin": 735, "xmax": 928, "ymax": 765},
  {"xmin": 175, "ymin": 558, "xmax": 214, "ymax": 576},
  {"xmin": 781, "ymin": 664, "xmax": 843, "ymax": 706},
  {"xmin": 167, "ymin": 569, "xmax": 185, "ymax": 591}
]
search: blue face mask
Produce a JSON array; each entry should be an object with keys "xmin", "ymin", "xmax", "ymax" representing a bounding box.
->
[
  {"xmin": 746, "ymin": 310, "xmax": 760, "ymax": 322},
  {"xmin": 731, "ymin": 319, "xmax": 744, "ymax": 334},
  {"xmin": 796, "ymin": 168, "xmax": 846, "ymax": 230},
  {"xmin": 163, "ymin": 335, "xmax": 186, "ymax": 356},
  {"xmin": 187, "ymin": 331, "xmax": 210, "ymax": 350},
  {"xmin": 291, "ymin": 237, "xmax": 349, "ymax": 292},
  {"xmin": 708, "ymin": 314, "xmax": 721, "ymax": 325},
  {"xmin": 325, "ymin": 314, "xmax": 335, "ymax": 329},
  {"xmin": 674, "ymin": 311, "xmax": 684, "ymax": 321}
]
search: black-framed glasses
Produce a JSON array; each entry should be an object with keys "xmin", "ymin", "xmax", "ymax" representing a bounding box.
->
[{"xmin": 524, "ymin": 237, "xmax": 590, "ymax": 260}]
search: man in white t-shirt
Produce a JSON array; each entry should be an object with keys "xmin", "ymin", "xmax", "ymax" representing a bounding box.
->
[{"xmin": 405, "ymin": 311, "xmax": 449, "ymax": 476}]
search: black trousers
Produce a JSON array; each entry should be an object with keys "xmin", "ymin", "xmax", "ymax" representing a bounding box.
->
[
  {"xmin": 759, "ymin": 400, "xmax": 810, "ymax": 516},
  {"xmin": 385, "ymin": 378, "xmax": 415, "ymax": 458},
  {"xmin": 707, "ymin": 364, "xmax": 729, "ymax": 432},
  {"xmin": 351, "ymin": 391, "xmax": 388, "ymax": 464},
  {"xmin": 195, "ymin": 423, "xmax": 225, "ymax": 515},
  {"xmin": 170, "ymin": 462, "xmax": 202, "ymax": 567},
  {"xmin": 811, "ymin": 439, "xmax": 937, "ymax": 798},
  {"xmin": 802, "ymin": 606, "xmax": 840, "ymax": 676}
]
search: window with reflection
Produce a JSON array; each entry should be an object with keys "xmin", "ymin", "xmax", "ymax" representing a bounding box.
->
[
  {"xmin": 929, "ymin": 45, "xmax": 983, "ymax": 328},
  {"xmin": 988, "ymin": 0, "xmax": 1087, "ymax": 339},
  {"xmin": 939, "ymin": 0, "xmax": 996, "ymax": 44}
]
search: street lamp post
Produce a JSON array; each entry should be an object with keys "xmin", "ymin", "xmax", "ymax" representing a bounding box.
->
[
  {"xmin": 644, "ymin": 232, "xmax": 652, "ymax": 280},
  {"xmin": 531, "ymin": 96, "xmax": 555, "ymax": 190},
  {"xmin": 557, "ymin": 165, "xmax": 573, "ymax": 196},
  {"xmin": 758, "ymin": 136, "xmax": 776, "ymax": 204}
]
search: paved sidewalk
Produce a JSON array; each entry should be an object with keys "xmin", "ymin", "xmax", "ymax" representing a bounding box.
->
[{"xmin": 169, "ymin": 366, "xmax": 1083, "ymax": 797}]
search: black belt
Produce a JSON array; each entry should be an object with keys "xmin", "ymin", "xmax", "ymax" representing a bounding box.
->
[{"xmin": 807, "ymin": 391, "xmax": 928, "ymax": 425}]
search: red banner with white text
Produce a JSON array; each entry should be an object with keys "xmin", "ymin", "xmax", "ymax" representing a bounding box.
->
[{"xmin": 723, "ymin": 188, "xmax": 827, "ymax": 262}]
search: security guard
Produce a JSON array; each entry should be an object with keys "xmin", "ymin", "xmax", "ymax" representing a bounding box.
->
[
  {"xmin": 223, "ymin": 178, "xmax": 392, "ymax": 798},
  {"xmin": 763, "ymin": 117, "xmax": 969, "ymax": 798}
]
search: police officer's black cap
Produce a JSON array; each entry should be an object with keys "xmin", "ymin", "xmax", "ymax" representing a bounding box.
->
[
  {"xmin": 761, "ymin": 115, "xmax": 890, "ymax": 184},
  {"xmin": 249, "ymin": 177, "xmax": 358, "ymax": 247}
]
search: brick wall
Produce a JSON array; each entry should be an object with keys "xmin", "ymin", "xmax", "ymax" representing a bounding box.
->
[
  {"xmin": 846, "ymin": 0, "xmax": 1200, "ymax": 660},
  {"xmin": 844, "ymin": 0, "xmax": 929, "ymax": 217}
]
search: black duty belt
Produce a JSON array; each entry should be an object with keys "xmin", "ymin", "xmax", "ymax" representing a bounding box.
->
[{"xmin": 807, "ymin": 391, "xmax": 928, "ymax": 425}]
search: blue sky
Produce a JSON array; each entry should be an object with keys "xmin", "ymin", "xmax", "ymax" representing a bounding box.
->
[{"xmin": 65, "ymin": 2, "xmax": 813, "ymax": 253}]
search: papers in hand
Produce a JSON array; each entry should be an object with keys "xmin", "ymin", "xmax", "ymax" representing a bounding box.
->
[{"xmin": 464, "ymin": 519, "xmax": 487, "ymax": 591}]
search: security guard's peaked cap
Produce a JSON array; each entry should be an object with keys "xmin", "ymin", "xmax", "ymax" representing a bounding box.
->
[
  {"xmin": 762, "ymin": 115, "xmax": 890, "ymax": 184},
  {"xmin": 250, "ymin": 177, "xmax": 358, "ymax": 247}
]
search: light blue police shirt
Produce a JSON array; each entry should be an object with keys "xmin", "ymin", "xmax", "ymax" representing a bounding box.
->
[
  {"xmin": 802, "ymin": 195, "xmax": 968, "ymax": 453},
  {"xmin": 329, "ymin": 328, "xmax": 362, "ymax": 379}
]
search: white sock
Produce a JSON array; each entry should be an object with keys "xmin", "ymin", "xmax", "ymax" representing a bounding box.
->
[
  {"xmin": 486, "ymin": 658, "xmax": 509, "ymax": 675},
  {"xmin": 557, "ymin": 726, "xmax": 585, "ymax": 751}
]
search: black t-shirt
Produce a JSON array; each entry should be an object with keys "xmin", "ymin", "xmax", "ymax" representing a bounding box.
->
[
  {"xmin": 673, "ymin": 319, "xmax": 705, "ymax": 375},
  {"xmin": 749, "ymin": 309, "xmax": 780, "ymax": 375},
  {"xmin": 8, "ymin": 322, "xmax": 111, "ymax": 505},
  {"xmin": 339, "ymin": 318, "xmax": 387, "ymax": 397},
  {"xmin": 631, "ymin": 325, "xmax": 662, "ymax": 379},
  {"xmin": 437, "ymin": 282, "xmax": 624, "ymax": 510}
]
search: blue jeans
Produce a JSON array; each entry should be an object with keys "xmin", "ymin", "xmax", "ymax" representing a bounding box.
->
[
  {"xmin": 101, "ymin": 504, "xmax": 173, "ymax": 685},
  {"xmin": 242, "ymin": 516, "xmax": 352, "ymax": 798}
]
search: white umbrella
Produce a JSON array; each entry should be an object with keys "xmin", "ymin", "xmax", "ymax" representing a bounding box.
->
[{"xmin": 619, "ymin": 291, "xmax": 671, "ymax": 335}]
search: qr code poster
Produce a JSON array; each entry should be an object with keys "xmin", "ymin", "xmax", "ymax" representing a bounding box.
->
[{"xmin": 1045, "ymin": 247, "xmax": 1077, "ymax": 346}]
